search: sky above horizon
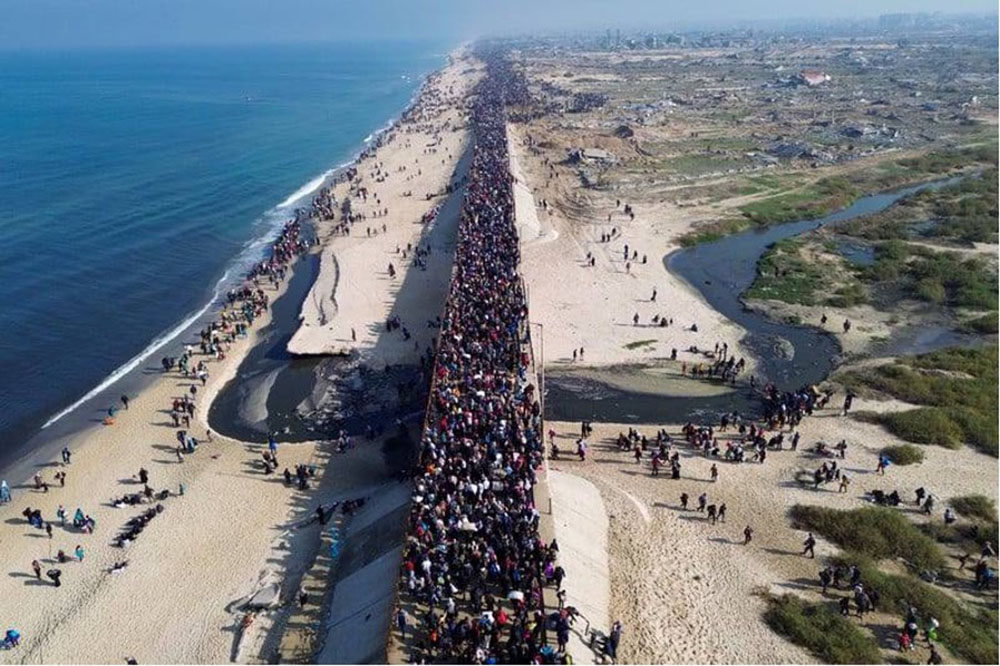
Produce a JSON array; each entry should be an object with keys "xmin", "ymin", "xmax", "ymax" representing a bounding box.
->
[{"xmin": 1, "ymin": 0, "xmax": 996, "ymax": 50}]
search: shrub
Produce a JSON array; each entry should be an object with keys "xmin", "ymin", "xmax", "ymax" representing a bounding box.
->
[
  {"xmin": 831, "ymin": 554, "xmax": 998, "ymax": 665},
  {"xmin": 959, "ymin": 312, "xmax": 998, "ymax": 334},
  {"xmin": 790, "ymin": 505, "xmax": 945, "ymax": 571},
  {"xmin": 881, "ymin": 444, "xmax": 924, "ymax": 465},
  {"xmin": 841, "ymin": 346, "xmax": 998, "ymax": 456},
  {"xmin": 764, "ymin": 595, "xmax": 882, "ymax": 664},
  {"xmin": 950, "ymin": 494, "xmax": 997, "ymax": 522},
  {"xmin": 875, "ymin": 408, "xmax": 964, "ymax": 449}
]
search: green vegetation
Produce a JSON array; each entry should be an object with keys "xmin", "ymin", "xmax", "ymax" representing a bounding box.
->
[
  {"xmin": 864, "ymin": 241, "xmax": 997, "ymax": 311},
  {"xmin": 842, "ymin": 168, "xmax": 998, "ymax": 245},
  {"xmin": 921, "ymin": 513, "xmax": 999, "ymax": 561},
  {"xmin": 739, "ymin": 144, "xmax": 997, "ymax": 227},
  {"xmin": 839, "ymin": 346, "xmax": 998, "ymax": 456},
  {"xmin": 958, "ymin": 311, "xmax": 997, "ymax": 334},
  {"xmin": 745, "ymin": 238, "xmax": 867, "ymax": 307},
  {"xmin": 764, "ymin": 595, "xmax": 882, "ymax": 664},
  {"xmin": 950, "ymin": 494, "xmax": 997, "ymax": 522},
  {"xmin": 746, "ymin": 239, "xmax": 827, "ymax": 305},
  {"xmin": 623, "ymin": 339, "xmax": 656, "ymax": 350},
  {"xmin": 677, "ymin": 217, "xmax": 751, "ymax": 247},
  {"xmin": 789, "ymin": 505, "xmax": 945, "ymax": 571},
  {"xmin": 881, "ymin": 443, "xmax": 925, "ymax": 465},
  {"xmin": 871, "ymin": 408, "xmax": 965, "ymax": 449},
  {"xmin": 830, "ymin": 554, "xmax": 998, "ymax": 665}
]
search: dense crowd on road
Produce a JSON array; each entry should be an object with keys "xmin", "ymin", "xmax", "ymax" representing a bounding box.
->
[{"xmin": 395, "ymin": 52, "xmax": 571, "ymax": 664}]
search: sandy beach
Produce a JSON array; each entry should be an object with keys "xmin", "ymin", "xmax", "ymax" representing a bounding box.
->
[
  {"xmin": 543, "ymin": 399, "xmax": 997, "ymax": 663},
  {"xmin": 288, "ymin": 51, "xmax": 479, "ymax": 363},
  {"xmin": 0, "ymin": 48, "xmax": 479, "ymax": 664},
  {"xmin": 504, "ymin": 40, "xmax": 998, "ymax": 665},
  {"xmin": 1, "ymin": 30, "xmax": 995, "ymax": 666},
  {"xmin": 509, "ymin": 126, "xmax": 757, "ymax": 374}
]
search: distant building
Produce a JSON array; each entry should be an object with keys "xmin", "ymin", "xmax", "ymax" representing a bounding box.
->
[{"xmin": 798, "ymin": 69, "xmax": 831, "ymax": 87}]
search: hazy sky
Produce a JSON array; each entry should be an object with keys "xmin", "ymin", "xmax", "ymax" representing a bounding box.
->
[{"xmin": 1, "ymin": 0, "xmax": 995, "ymax": 50}]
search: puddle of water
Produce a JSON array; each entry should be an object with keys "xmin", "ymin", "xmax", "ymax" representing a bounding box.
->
[{"xmin": 836, "ymin": 241, "xmax": 875, "ymax": 267}]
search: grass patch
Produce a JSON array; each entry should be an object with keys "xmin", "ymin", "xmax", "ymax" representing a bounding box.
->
[
  {"xmin": 789, "ymin": 505, "xmax": 945, "ymax": 571},
  {"xmin": 950, "ymin": 494, "xmax": 997, "ymax": 522},
  {"xmin": 959, "ymin": 311, "xmax": 998, "ymax": 334},
  {"xmin": 921, "ymin": 517, "xmax": 999, "ymax": 557},
  {"xmin": 746, "ymin": 238, "xmax": 867, "ymax": 307},
  {"xmin": 872, "ymin": 408, "xmax": 964, "ymax": 449},
  {"xmin": 623, "ymin": 339, "xmax": 656, "ymax": 350},
  {"xmin": 831, "ymin": 554, "xmax": 998, "ymax": 665},
  {"xmin": 839, "ymin": 346, "xmax": 998, "ymax": 456},
  {"xmin": 677, "ymin": 217, "xmax": 751, "ymax": 246},
  {"xmin": 841, "ymin": 168, "xmax": 998, "ymax": 245},
  {"xmin": 764, "ymin": 594, "xmax": 882, "ymax": 664},
  {"xmin": 864, "ymin": 241, "xmax": 997, "ymax": 310},
  {"xmin": 739, "ymin": 144, "xmax": 998, "ymax": 227},
  {"xmin": 881, "ymin": 444, "xmax": 925, "ymax": 465},
  {"xmin": 746, "ymin": 239, "xmax": 827, "ymax": 305}
]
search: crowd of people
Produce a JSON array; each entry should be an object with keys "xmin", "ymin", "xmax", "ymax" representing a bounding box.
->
[{"xmin": 394, "ymin": 51, "xmax": 574, "ymax": 665}]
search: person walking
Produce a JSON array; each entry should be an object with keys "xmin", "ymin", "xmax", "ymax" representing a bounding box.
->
[
  {"xmin": 743, "ymin": 525, "xmax": 754, "ymax": 546},
  {"xmin": 31, "ymin": 560, "xmax": 41, "ymax": 579},
  {"xmin": 121, "ymin": 394, "xmax": 130, "ymax": 410},
  {"xmin": 396, "ymin": 608, "xmax": 408, "ymax": 639},
  {"xmin": 710, "ymin": 464, "xmax": 718, "ymax": 483},
  {"xmin": 802, "ymin": 532, "xmax": 816, "ymax": 558},
  {"xmin": 75, "ymin": 545, "xmax": 85, "ymax": 562}
]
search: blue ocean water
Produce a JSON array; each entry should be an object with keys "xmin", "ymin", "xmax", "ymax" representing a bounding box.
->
[{"xmin": 0, "ymin": 41, "xmax": 446, "ymax": 462}]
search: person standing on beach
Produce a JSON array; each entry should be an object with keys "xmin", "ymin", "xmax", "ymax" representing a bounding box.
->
[
  {"xmin": 61, "ymin": 447, "xmax": 71, "ymax": 465},
  {"xmin": 75, "ymin": 545, "xmax": 84, "ymax": 562},
  {"xmin": 842, "ymin": 392, "xmax": 854, "ymax": 416},
  {"xmin": 31, "ymin": 560, "xmax": 41, "ymax": 579},
  {"xmin": 0, "ymin": 479, "xmax": 10, "ymax": 503},
  {"xmin": 710, "ymin": 464, "xmax": 718, "ymax": 483},
  {"xmin": 121, "ymin": 394, "xmax": 130, "ymax": 410},
  {"xmin": 743, "ymin": 525, "xmax": 754, "ymax": 546},
  {"xmin": 680, "ymin": 492, "xmax": 689, "ymax": 510}
]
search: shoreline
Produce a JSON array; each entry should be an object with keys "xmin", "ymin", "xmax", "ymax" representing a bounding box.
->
[
  {"xmin": 0, "ymin": 46, "xmax": 477, "ymax": 664},
  {"xmin": 0, "ymin": 50, "xmax": 454, "ymax": 488}
]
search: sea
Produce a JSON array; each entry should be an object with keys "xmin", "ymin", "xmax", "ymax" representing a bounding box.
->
[{"xmin": 0, "ymin": 40, "xmax": 448, "ymax": 470}]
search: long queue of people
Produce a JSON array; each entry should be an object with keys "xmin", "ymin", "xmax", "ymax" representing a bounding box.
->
[{"xmin": 395, "ymin": 52, "xmax": 571, "ymax": 665}]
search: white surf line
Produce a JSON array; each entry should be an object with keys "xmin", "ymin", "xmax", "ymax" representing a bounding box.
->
[{"xmin": 593, "ymin": 476, "xmax": 652, "ymax": 524}]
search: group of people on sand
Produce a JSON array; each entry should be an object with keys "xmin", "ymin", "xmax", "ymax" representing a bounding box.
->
[
  {"xmin": 0, "ymin": 212, "xmax": 310, "ymax": 634},
  {"xmin": 394, "ymin": 52, "xmax": 581, "ymax": 666}
]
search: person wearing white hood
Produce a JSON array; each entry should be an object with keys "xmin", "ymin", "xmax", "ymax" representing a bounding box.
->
[{"xmin": 0, "ymin": 479, "xmax": 11, "ymax": 503}]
